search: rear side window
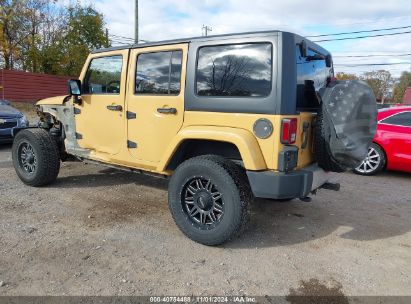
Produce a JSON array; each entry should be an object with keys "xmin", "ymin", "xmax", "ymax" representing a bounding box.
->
[
  {"xmin": 196, "ymin": 43, "xmax": 272, "ymax": 97},
  {"xmin": 136, "ymin": 51, "xmax": 182, "ymax": 95},
  {"xmin": 381, "ymin": 112, "xmax": 411, "ymax": 127},
  {"xmin": 296, "ymin": 46, "xmax": 329, "ymax": 110},
  {"xmin": 83, "ymin": 55, "xmax": 123, "ymax": 94}
]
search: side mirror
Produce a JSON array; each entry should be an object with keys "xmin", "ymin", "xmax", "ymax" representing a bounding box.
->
[{"xmin": 68, "ymin": 79, "xmax": 82, "ymax": 96}]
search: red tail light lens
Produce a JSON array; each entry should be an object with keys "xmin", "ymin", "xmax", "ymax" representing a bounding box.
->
[{"xmin": 281, "ymin": 118, "xmax": 298, "ymax": 144}]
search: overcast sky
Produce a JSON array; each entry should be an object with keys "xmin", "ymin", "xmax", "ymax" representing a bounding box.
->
[{"xmin": 85, "ymin": 0, "xmax": 411, "ymax": 77}]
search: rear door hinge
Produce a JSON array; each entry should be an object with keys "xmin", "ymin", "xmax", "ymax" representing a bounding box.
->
[
  {"xmin": 301, "ymin": 122, "xmax": 311, "ymax": 149},
  {"xmin": 127, "ymin": 140, "xmax": 137, "ymax": 148},
  {"xmin": 126, "ymin": 111, "xmax": 136, "ymax": 120}
]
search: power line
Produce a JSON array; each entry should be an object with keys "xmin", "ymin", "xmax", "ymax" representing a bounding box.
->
[
  {"xmin": 109, "ymin": 34, "xmax": 151, "ymax": 44},
  {"xmin": 313, "ymin": 30, "xmax": 411, "ymax": 42},
  {"xmin": 311, "ymin": 15, "xmax": 411, "ymax": 28},
  {"xmin": 340, "ymin": 50, "xmax": 411, "ymax": 53},
  {"xmin": 110, "ymin": 34, "xmax": 134, "ymax": 41},
  {"xmin": 307, "ymin": 24, "xmax": 411, "ymax": 38},
  {"xmin": 334, "ymin": 53, "xmax": 411, "ymax": 58},
  {"xmin": 335, "ymin": 62, "xmax": 411, "ymax": 67},
  {"xmin": 110, "ymin": 40, "xmax": 133, "ymax": 45},
  {"xmin": 108, "ymin": 26, "xmax": 411, "ymax": 45},
  {"xmin": 110, "ymin": 39, "xmax": 132, "ymax": 45},
  {"xmin": 109, "ymin": 37, "xmax": 130, "ymax": 42}
]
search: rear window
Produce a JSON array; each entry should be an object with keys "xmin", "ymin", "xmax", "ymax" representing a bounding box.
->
[
  {"xmin": 196, "ymin": 43, "xmax": 272, "ymax": 97},
  {"xmin": 296, "ymin": 46, "xmax": 329, "ymax": 111}
]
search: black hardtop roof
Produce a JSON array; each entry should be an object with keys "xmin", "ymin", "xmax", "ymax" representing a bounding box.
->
[{"xmin": 91, "ymin": 30, "xmax": 329, "ymax": 55}]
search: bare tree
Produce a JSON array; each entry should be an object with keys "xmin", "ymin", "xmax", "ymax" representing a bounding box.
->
[
  {"xmin": 205, "ymin": 55, "xmax": 251, "ymax": 95},
  {"xmin": 0, "ymin": 0, "xmax": 62, "ymax": 71},
  {"xmin": 361, "ymin": 70, "xmax": 393, "ymax": 103},
  {"xmin": 0, "ymin": 0, "xmax": 27, "ymax": 69}
]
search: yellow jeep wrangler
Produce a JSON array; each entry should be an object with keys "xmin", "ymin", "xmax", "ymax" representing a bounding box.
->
[{"xmin": 12, "ymin": 31, "xmax": 377, "ymax": 245}]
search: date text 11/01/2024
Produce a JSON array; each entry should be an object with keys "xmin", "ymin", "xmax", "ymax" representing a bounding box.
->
[{"xmin": 149, "ymin": 296, "xmax": 257, "ymax": 303}]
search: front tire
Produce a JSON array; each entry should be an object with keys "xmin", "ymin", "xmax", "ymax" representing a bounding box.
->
[
  {"xmin": 12, "ymin": 129, "xmax": 60, "ymax": 187},
  {"xmin": 168, "ymin": 155, "xmax": 252, "ymax": 246},
  {"xmin": 353, "ymin": 143, "xmax": 385, "ymax": 176}
]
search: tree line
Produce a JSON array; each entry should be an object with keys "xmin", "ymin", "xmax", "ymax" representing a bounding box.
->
[
  {"xmin": 336, "ymin": 70, "xmax": 411, "ymax": 103},
  {"xmin": 0, "ymin": 0, "xmax": 109, "ymax": 77}
]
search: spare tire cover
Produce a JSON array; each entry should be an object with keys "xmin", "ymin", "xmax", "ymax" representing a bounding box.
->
[{"xmin": 319, "ymin": 80, "xmax": 378, "ymax": 170}]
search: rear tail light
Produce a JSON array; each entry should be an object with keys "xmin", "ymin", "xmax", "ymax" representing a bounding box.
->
[
  {"xmin": 327, "ymin": 76, "xmax": 337, "ymax": 85},
  {"xmin": 281, "ymin": 118, "xmax": 298, "ymax": 144}
]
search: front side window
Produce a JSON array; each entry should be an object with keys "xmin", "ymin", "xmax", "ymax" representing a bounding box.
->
[
  {"xmin": 196, "ymin": 43, "xmax": 272, "ymax": 97},
  {"xmin": 83, "ymin": 55, "xmax": 123, "ymax": 94},
  {"xmin": 136, "ymin": 51, "xmax": 182, "ymax": 95},
  {"xmin": 381, "ymin": 112, "xmax": 411, "ymax": 127}
]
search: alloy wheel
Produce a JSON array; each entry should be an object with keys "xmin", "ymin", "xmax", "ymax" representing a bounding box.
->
[
  {"xmin": 355, "ymin": 147, "xmax": 381, "ymax": 174},
  {"xmin": 18, "ymin": 142, "xmax": 37, "ymax": 174},
  {"xmin": 182, "ymin": 177, "xmax": 224, "ymax": 228}
]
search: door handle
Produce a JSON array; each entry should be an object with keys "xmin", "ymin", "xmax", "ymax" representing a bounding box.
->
[
  {"xmin": 157, "ymin": 107, "xmax": 177, "ymax": 114},
  {"xmin": 107, "ymin": 105, "xmax": 123, "ymax": 111}
]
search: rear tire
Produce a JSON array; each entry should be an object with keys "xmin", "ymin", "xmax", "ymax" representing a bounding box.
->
[
  {"xmin": 168, "ymin": 155, "xmax": 251, "ymax": 246},
  {"xmin": 12, "ymin": 129, "xmax": 60, "ymax": 187},
  {"xmin": 353, "ymin": 143, "xmax": 385, "ymax": 176}
]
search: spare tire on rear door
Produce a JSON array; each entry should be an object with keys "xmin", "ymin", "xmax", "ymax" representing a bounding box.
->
[{"xmin": 314, "ymin": 80, "xmax": 378, "ymax": 172}]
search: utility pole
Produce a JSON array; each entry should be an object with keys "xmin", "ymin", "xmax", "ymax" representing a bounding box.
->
[
  {"xmin": 135, "ymin": 0, "xmax": 139, "ymax": 43},
  {"xmin": 202, "ymin": 24, "xmax": 212, "ymax": 37}
]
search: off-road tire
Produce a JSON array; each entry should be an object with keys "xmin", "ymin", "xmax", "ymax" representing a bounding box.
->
[
  {"xmin": 314, "ymin": 106, "xmax": 346, "ymax": 173},
  {"xmin": 168, "ymin": 155, "xmax": 252, "ymax": 246},
  {"xmin": 12, "ymin": 129, "xmax": 60, "ymax": 187}
]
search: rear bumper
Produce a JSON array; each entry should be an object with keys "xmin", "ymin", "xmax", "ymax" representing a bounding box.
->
[{"xmin": 246, "ymin": 164, "xmax": 333, "ymax": 200}]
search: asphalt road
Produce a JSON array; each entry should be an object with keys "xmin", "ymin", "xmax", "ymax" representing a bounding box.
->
[{"xmin": 0, "ymin": 143, "xmax": 410, "ymax": 298}]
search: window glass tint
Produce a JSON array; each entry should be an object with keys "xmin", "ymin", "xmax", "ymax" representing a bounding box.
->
[
  {"xmin": 83, "ymin": 56, "xmax": 123, "ymax": 94},
  {"xmin": 136, "ymin": 51, "xmax": 182, "ymax": 95},
  {"xmin": 382, "ymin": 112, "xmax": 411, "ymax": 127},
  {"xmin": 296, "ymin": 46, "xmax": 329, "ymax": 110},
  {"xmin": 196, "ymin": 43, "xmax": 272, "ymax": 97}
]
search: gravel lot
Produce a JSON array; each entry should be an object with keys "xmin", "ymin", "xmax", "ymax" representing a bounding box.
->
[{"xmin": 0, "ymin": 143, "xmax": 410, "ymax": 298}]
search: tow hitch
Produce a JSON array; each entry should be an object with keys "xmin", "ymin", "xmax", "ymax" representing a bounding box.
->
[
  {"xmin": 321, "ymin": 182, "xmax": 341, "ymax": 192},
  {"xmin": 300, "ymin": 182, "xmax": 340, "ymax": 203}
]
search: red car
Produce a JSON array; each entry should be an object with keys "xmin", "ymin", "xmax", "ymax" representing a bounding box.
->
[{"xmin": 354, "ymin": 106, "xmax": 411, "ymax": 175}]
